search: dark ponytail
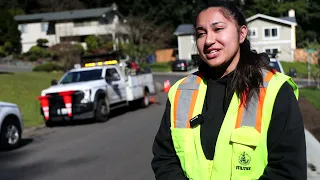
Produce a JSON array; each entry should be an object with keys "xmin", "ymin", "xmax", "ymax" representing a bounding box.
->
[{"xmin": 194, "ymin": 1, "xmax": 273, "ymax": 107}]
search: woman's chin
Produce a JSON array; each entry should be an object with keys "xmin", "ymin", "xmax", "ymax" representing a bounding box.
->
[{"xmin": 205, "ymin": 60, "xmax": 225, "ymax": 67}]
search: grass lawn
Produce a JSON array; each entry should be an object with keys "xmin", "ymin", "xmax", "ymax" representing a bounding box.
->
[
  {"xmin": 0, "ymin": 71, "xmax": 64, "ymax": 127},
  {"xmin": 281, "ymin": 61, "xmax": 318, "ymax": 78},
  {"xmin": 300, "ymin": 87, "xmax": 320, "ymax": 110}
]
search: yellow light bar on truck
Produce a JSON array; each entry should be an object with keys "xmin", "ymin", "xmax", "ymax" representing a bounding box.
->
[{"xmin": 84, "ymin": 60, "xmax": 118, "ymax": 67}]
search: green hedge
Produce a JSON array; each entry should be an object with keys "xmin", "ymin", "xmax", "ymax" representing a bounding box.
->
[{"xmin": 32, "ymin": 63, "xmax": 64, "ymax": 72}]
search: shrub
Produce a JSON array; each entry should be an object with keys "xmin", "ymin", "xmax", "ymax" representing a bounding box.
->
[
  {"xmin": 32, "ymin": 63, "xmax": 64, "ymax": 72},
  {"xmin": 0, "ymin": 46, "xmax": 6, "ymax": 57},
  {"xmin": 85, "ymin": 35, "xmax": 102, "ymax": 51},
  {"xmin": 27, "ymin": 45, "xmax": 51, "ymax": 58},
  {"xmin": 28, "ymin": 54, "xmax": 38, "ymax": 62}
]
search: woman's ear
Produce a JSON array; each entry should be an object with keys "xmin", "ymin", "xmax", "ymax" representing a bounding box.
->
[{"xmin": 239, "ymin": 25, "xmax": 248, "ymax": 43}]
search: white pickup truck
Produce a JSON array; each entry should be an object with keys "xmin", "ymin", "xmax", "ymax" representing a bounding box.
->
[{"xmin": 38, "ymin": 61, "xmax": 156, "ymax": 127}]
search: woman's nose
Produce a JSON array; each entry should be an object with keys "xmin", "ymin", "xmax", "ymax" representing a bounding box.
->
[{"xmin": 205, "ymin": 32, "xmax": 216, "ymax": 46}]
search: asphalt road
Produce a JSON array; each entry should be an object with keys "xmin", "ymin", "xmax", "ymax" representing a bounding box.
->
[
  {"xmin": 0, "ymin": 75, "xmax": 181, "ymax": 180},
  {"xmin": 0, "ymin": 74, "xmax": 318, "ymax": 180}
]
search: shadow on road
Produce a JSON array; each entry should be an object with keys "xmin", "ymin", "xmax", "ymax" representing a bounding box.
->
[
  {"xmin": 0, "ymin": 138, "xmax": 34, "ymax": 152},
  {"xmin": 19, "ymin": 138, "xmax": 34, "ymax": 148}
]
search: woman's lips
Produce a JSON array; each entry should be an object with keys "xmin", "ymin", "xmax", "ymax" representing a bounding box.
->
[{"xmin": 205, "ymin": 49, "xmax": 220, "ymax": 59}]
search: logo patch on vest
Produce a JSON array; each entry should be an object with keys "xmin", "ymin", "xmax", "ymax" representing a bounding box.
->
[{"xmin": 236, "ymin": 152, "xmax": 251, "ymax": 171}]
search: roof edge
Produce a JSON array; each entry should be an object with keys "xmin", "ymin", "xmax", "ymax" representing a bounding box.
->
[{"xmin": 246, "ymin": 13, "xmax": 297, "ymax": 26}]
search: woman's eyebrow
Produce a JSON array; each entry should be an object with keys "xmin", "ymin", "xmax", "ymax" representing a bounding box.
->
[
  {"xmin": 196, "ymin": 21, "xmax": 226, "ymax": 30},
  {"xmin": 210, "ymin": 21, "xmax": 226, "ymax": 27}
]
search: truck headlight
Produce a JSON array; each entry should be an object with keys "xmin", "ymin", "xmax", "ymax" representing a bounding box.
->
[{"xmin": 81, "ymin": 89, "xmax": 91, "ymax": 103}]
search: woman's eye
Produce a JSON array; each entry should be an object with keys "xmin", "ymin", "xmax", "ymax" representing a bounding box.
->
[
  {"xmin": 215, "ymin": 28, "xmax": 223, "ymax": 32},
  {"xmin": 196, "ymin": 32, "xmax": 205, "ymax": 38}
]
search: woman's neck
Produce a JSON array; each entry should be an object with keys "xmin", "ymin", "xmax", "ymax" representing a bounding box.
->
[{"xmin": 221, "ymin": 50, "xmax": 240, "ymax": 78}]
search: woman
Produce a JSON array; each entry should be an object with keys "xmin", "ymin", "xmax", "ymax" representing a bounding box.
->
[{"xmin": 151, "ymin": 1, "xmax": 307, "ymax": 180}]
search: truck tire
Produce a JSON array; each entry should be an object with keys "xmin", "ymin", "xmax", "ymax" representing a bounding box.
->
[
  {"xmin": 45, "ymin": 120, "xmax": 54, "ymax": 127},
  {"xmin": 95, "ymin": 98, "xmax": 110, "ymax": 122},
  {"xmin": 0, "ymin": 117, "xmax": 21, "ymax": 150},
  {"xmin": 140, "ymin": 90, "xmax": 150, "ymax": 108}
]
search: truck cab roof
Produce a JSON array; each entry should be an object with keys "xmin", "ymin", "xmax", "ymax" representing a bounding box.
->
[{"xmin": 69, "ymin": 65, "xmax": 119, "ymax": 72}]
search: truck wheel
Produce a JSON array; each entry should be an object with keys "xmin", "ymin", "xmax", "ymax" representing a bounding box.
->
[
  {"xmin": 45, "ymin": 120, "xmax": 54, "ymax": 127},
  {"xmin": 0, "ymin": 118, "xmax": 21, "ymax": 150},
  {"xmin": 140, "ymin": 91, "xmax": 150, "ymax": 108},
  {"xmin": 95, "ymin": 98, "xmax": 110, "ymax": 122}
]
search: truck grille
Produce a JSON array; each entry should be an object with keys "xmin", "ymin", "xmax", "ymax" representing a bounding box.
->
[{"xmin": 46, "ymin": 91, "xmax": 84, "ymax": 116}]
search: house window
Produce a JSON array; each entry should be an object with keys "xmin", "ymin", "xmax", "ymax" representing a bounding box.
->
[
  {"xmin": 263, "ymin": 27, "xmax": 279, "ymax": 39},
  {"xmin": 248, "ymin": 28, "xmax": 258, "ymax": 38},
  {"xmin": 264, "ymin": 47, "xmax": 279, "ymax": 55},
  {"xmin": 20, "ymin": 24, "xmax": 28, "ymax": 33},
  {"xmin": 41, "ymin": 23, "xmax": 48, "ymax": 32}
]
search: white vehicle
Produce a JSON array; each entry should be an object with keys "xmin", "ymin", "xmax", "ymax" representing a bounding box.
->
[
  {"xmin": 269, "ymin": 57, "xmax": 285, "ymax": 74},
  {"xmin": 38, "ymin": 56, "xmax": 156, "ymax": 127},
  {"xmin": 0, "ymin": 101, "xmax": 23, "ymax": 150}
]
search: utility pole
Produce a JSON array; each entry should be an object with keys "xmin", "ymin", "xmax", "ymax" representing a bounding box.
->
[
  {"xmin": 308, "ymin": 52, "xmax": 311, "ymax": 86},
  {"xmin": 306, "ymin": 48, "xmax": 316, "ymax": 86}
]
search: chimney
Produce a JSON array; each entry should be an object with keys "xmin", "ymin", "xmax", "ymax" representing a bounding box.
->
[{"xmin": 288, "ymin": 9, "xmax": 295, "ymax": 17}]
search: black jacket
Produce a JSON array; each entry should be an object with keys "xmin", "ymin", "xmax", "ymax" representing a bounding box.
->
[{"xmin": 151, "ymin": 69, "xmax": 307, "ymax": 180}]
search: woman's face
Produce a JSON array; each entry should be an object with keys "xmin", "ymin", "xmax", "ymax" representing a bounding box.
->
[{"xmin": 195, "ymin": 7, "xmax": 247, "ymax": 68}]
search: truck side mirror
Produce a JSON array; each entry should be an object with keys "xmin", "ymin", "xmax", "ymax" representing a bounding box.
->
[{"xmin": 51, "ymin": 79, "xmax": 58, "ymax": 86}]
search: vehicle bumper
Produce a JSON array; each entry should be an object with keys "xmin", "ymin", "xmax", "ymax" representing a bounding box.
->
[{"xmin": 41, "ymin": 102, "xmax": 95, "ymax": 121}]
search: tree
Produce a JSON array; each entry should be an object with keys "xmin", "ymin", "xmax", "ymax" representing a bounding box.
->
[
  {"xmin": 49, "ymin": 42, "xmax": 84, "ymax": 70},
  {"xmin": 121, "ymin": 15, "xmax": 173, "ymax": 63},
  {"xmin": 0, "ymin": 9, "xmax": 21, "ymax": 53},
  {"xmin": 36, "ymin": 38, "xmax": 49, "ymax": 48},
  {"xmin": 36, "ymin": 0, "xmax": 86, "ymax": 12}
]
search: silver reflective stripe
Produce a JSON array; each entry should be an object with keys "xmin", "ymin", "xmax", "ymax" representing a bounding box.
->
[
  {"xmin": 176, "ymin": 90, "xmax": 194, "ymax": 128},
  {"xmin": 178, "ymin": 83, "xmax": 200, "ymax": 90},
  {"xmin": 175, "ymin": 75, "xmax": 200, "ymax": 128},
  {"xmin": 240, "ymin": 96, "xmax": 258, "ymax": 127},
  {"xmin": 240, "ymin": 70, "xmax": 270, "ymax": 128}
]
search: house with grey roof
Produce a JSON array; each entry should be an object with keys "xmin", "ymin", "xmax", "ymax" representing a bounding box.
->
[
  {"xmin": 173, "ymin": 9, "xmax": 298, "ymax": 62},
  {"xmin": 246, "ymin": 9, "xmax": 297, "ymax": 61},
  {"xmin": 14, "ymin": 3, "xmax": 128, "ymax": 53}
]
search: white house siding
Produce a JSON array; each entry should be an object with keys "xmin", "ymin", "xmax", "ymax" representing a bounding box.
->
[
  {"xmin": 247, "ymin": 18, "xmax": 295, "ymax": 61},
  {"xmin": 18, "ymin": 14, "xmax": 127, "ymax": 53},
  {"xmin": 19, "ymin": 22, "xmax": 57, "ymax": 53},
  {"xmin": 178, "ymin": 35, "xmax": 198, "ymax": 60}
]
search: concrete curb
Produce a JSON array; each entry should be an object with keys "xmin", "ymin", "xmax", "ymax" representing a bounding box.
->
[
  {"xmin": 305, "ymin": 129, "xmax": 320, "ymax": 178},
  {"xmin": 23, "ymin": 124, "xmax": 45, "ymax": 135}
]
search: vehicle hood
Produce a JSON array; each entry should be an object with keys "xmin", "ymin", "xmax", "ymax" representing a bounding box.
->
[
  {"xmin": 0, "ymin": 101, "xmax": 18, "ymax": 107},
  {"xmin": 41, "ymin": 80, "xmax": 103, "ymax": 95}
]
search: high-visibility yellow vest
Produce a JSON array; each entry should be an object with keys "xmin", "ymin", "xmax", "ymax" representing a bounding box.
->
[{"xmin": 168, "ymin": 70, "xmax": 298, "ymax": 180}]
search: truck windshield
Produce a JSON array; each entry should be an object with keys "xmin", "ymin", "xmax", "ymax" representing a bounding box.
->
[
  {"xmin": 59, "ymin": 69, "xmax": 103, "ymax": 84},
  {"xmin": 269, "ymin": 62, "xmax": 281, "ymax": 73}
]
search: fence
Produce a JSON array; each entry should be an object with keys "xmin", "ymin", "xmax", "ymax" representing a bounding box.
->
[
  {"xmin": 294, "ymin": 49, "xmax": 319, "ymax": 64},
  {"xmin": 155, "ymin": 48, "xmax": 176, "ymax": 63}
]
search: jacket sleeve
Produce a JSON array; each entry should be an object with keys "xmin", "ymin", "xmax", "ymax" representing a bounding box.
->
[
  {"xmin": 259, "ymin": 82, "xmax": 307, "ymax": 180},
  {"xmin": 151, "ymin": 99, "xmax": 188, "ymax": 180}
]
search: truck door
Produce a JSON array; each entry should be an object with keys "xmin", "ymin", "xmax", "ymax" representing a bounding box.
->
[{"xmin": 104, "ymin": 68, "xmax": 127, "ymax": 103}]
